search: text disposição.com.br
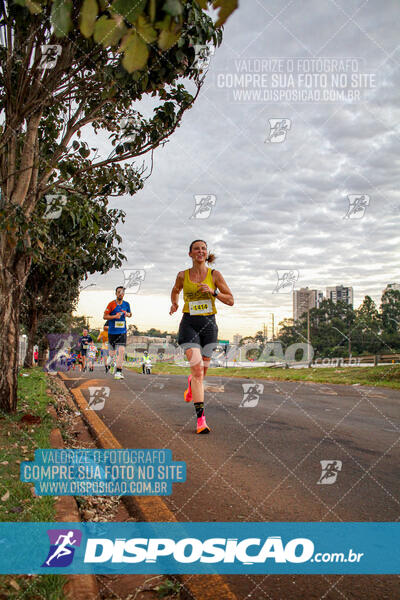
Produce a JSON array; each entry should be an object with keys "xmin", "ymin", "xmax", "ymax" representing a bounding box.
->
[
  {"xmin": 312, "ymin": 549, "xmax": 364, "ymax": 563},
  {"xmin": 83, "ymin": 536, "xmax": 365, "ymax": 565}
]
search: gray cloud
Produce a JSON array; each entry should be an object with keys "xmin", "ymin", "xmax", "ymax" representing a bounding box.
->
[{"xmin": 86, "ymin": 1, "xmax": 400, "ymax": 331}]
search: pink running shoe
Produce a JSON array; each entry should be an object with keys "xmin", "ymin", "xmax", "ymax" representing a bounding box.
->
[
  {"xmin": 196, "ymin": 415, "xmax": 210, "ymax": 434},
  {"xmin": 184, "ymin": 375, "xmax": 193, "ymax": 402}
]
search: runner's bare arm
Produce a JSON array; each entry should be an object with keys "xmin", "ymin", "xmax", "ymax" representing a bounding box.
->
[
  {"xmin": 170, "ymin": 271, "xmax": 184, "ymax": 314},
  {"xmin": 213, "ymin": 271, "xmax": 234, "ymax": 306}
]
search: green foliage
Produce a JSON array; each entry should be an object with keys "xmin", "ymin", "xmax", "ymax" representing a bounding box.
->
[
  {"xmin": 51, "ymin": 0, "xmax": 73, "ymax": 36},
  {"xmin": 11, "ymin": 0, "xmax": 236, "ymax": 73},
  {"xmin": 20, "ymin": 196, "xmax": 125, "ymax": 351},
  {"xmin": 156, "ymin": 578, "xmax": 182, "ymax": 598},
  {"xmin": 80, "ymin": 0, "xmax": 98, "ymax": 38},
  {"xmin": 276, "ymin": 294, "xmax": 400, "ymax": 357}
]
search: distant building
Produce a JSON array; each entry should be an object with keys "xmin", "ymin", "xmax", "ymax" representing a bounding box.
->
[
  {"xmin": 385, "ymin": 283, "xmax": 400, "ymax": 291},
  {"xmin": 382, "ymin": 283, "xmax": 400, "ymax": 303},
  {"xmin": 233, "ymin": 334, "xmax": 242, "ymax": 345},
  {"xmin": 326, "ymin": 285, "xmax": 353, "ymax": 306},
  {"xmin": 293, "ymin": 288, "xmax": 323, "ymax": 321}
]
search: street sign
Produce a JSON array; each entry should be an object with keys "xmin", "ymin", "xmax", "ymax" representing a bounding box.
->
[{"xmin": 218, "ymin": 340, "xmax": 229, "ymax": 344}]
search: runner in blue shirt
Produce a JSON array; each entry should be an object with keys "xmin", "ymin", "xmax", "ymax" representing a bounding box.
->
[
  {"xmin": 78, "ymin": 328, "xmax": 93, "ymax": 372},
  {"xmin": 103, "ymin": 286, "xmax": 132, "ymax": 379}
]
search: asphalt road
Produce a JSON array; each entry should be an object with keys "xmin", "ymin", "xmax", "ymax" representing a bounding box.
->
[{"xmin": 62, "ymin": 367, "xmax": 400, "ymax": 600}]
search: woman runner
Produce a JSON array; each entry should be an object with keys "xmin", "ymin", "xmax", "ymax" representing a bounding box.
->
[{"xmin": 170, "ymin": 240, "xmax": 234, "ymax": 434}]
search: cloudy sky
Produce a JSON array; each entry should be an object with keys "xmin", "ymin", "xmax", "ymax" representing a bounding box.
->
[{"xmin": 76, "ymin": 0, "xmax": 400, "ymax": 339}]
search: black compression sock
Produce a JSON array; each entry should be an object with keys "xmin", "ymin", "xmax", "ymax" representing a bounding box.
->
[{"xmin": 194, "ymin": 402, "xmax": 204, "ymax": 418}]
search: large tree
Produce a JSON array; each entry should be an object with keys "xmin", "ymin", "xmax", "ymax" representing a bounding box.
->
[
  {"xmin": 20, "ymin": 193, "xmax": 125, "ymax": 370},
  {"xmin": 380, "ymin": 288, "xmax": 400, "ymax": 352},
  {"xmin": 0, "ymin": 0, "xmax": 237, "ymax": 411}
]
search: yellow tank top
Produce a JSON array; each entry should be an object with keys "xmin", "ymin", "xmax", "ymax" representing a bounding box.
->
[{"xmin": 182, "ymin": 268, "xmax": 217, "ymax": 315}]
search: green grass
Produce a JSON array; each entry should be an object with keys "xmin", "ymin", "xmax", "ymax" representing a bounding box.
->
[
  {"xmin": 128, "ymin": 362, "xmax": 400, "ymax": 389},
  {"xmin": 0, "ymin": 367, "xmax": 66, "ymax": 600}
]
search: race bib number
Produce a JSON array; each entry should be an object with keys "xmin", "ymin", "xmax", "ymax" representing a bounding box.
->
[
  {"xmin": 189, "ymin": 300, "xmax": 212, "ymax": 315},
  {"xmin": 82, "ymin": 344, "xmax": 88, "ymax": 349},
  {"xmin": 115, "ymin": 321, "xmax": 125, "ymax": 328}
]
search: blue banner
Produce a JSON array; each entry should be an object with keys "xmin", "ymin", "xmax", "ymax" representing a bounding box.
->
[{"xmin": 0, "ymin": 522, "xmax": 398, "ymax": 574}]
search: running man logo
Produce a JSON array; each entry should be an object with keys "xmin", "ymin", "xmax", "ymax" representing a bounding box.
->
[
  {"xmin": 42, "ymin": 529, "xmax": 82, "ymax": 567},
  {"xmin": 45, "ymin": 334, "xmax": 79, "ymax": 372},
  {"xmin": 344, "ymin": 195, "xmax": 370, "ymax": 219},
  {"xmin": 39, "ymin": 44, "xmax": 62, "ymax": 70},
  {"xmin": 265, "ymin": 119, "xmax": 291, "ymax": 143},
  {"xmin": 317, "ymin": 460, "xmax": 342, "ymax": 485},
  {"xmin": 43, "ymin": 194, "xmax": 67, "ymax": 220},
  {"xmin": 192, "ymin": 44, "xmax": 215, "ymax": 71},
  {"xmin": 190, "ymin": 195, "xmax": 217, "ymax": 219},
  {"xmin": 273, "ymin": 270, "xmax": 299, "ymax": 293},
  {"xmin": 123, "ymin": 269, "xmax": 145, "ymax": 293},
  {"xmin": 120, "ymin": 116, "xmax": 141, "ymax": 142},
  {"xmin": 87, "ymin": 387, "xmax": 110, "ymax": 411},
  {"xmin": 240, "ymin": 383, "xmax": 264, "ymax": 408}
]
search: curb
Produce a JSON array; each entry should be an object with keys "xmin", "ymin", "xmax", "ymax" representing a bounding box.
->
[
  {"xmin": 47, "ymin": 406, "xmax": 99, "ymax": 600},
  {"xmin": 57, "ymin": 374, "xmax": 238, "ymax": 600}
]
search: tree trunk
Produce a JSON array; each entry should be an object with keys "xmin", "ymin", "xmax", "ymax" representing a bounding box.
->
[
  {"xmin": 0, "ymin": 253, "xmax": 31, "ymax": 413},
  {"xmin": 38, "ymin": 336, "xmax": 48, "ymax": 367},
  {"xmin": 23, "ymin": 307, "xmax": 38, "ymax": 368}
]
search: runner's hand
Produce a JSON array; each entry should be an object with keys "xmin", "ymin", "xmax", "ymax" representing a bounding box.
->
[
  {"xmin": 197, "ymin": 284, "xmax": 213, "ymax": 294},
  {"xmin": 115, "ymin": 312, "xmax": 123, "ymax": 318},
  {"xmin": 169, "ymin": 303, "xmax": 178, "ymax": 315}
]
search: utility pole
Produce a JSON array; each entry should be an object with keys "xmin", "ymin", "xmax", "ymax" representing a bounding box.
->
[
  {"xmin": 307, "ymin": 308, "xmax": 311, "ymax": 366},
  {"xmin": 348, "ymin": 330, "xmax": 352, "ymax": 361},
  {"xmin": 271, "ymin": 313, "xmax": 275, "ymax": 341}
]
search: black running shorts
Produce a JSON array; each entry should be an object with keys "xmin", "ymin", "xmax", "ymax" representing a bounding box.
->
[
  {"xmin": 178, "ymin": 313, "xmax": 218, "ymax": 357},
  {"xmin": 108, "ymin": 333, "xmax": 127, "ymax": 349}
]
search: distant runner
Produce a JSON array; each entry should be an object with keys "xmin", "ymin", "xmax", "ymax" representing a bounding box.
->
[
  {"xmin": 103, "ymin": 286, "xmax": 132, "ymax": 380},
  {"xmin": 97, "ymin": 323, "xmax": 109, "ymax": 373},
  {"xmin": 87, "ymin": 342, "xmax": 97, "ymax": 372},
  {"xmin": 142, "ymin": 351, "xmax": 152, "ymax": 374},
  {"xmin": 170, "ymin": 240, "xmax": 234, "ymax": 434},
  {"xmin": 66, "ymin": 350, "xmax": 76, "ymax": 371},
  {"xmin": 78, "ymin": 328, "xmax": 93, "ymax": 372}
]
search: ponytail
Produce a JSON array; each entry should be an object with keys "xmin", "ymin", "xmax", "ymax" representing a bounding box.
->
[{"xmin": 206, "ymin": 253, "xmax": 216, "ymax": 264}]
